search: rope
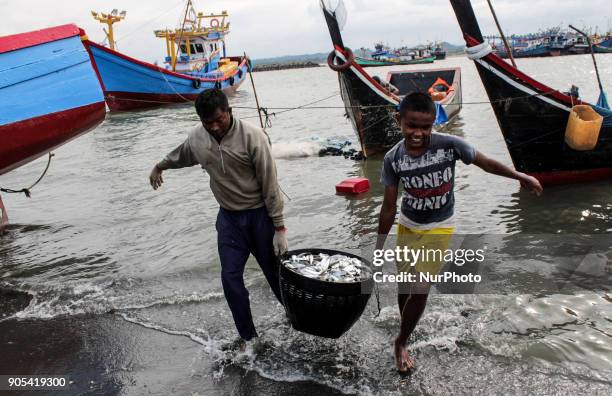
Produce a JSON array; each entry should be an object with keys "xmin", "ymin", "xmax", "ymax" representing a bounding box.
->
[
  {"xmin": 0, "ymin": 153, "xmax": 54, "ymax": 198},
  {"xmin": 465, "ymin": 42, "xmax": 494, "ymax": 60},
  {"xmin": 172, "ymin": 0, "xmax": 192, "ymax": 72},
  {"xmin": 157, "ymin": 66, "xmax": 196, "ymax": 103},
  {"xmin": 259, "ymin": 107, "xmax": 275, "ymax": 129},
  {"xmin": 108, "ymin": 84, "xmax": 561, "ymax": 116},
  {"xmin": 240, "ymin": 92, "xmax": 340, "ymax": 120},
  {"xmin": 114, "ymin": 0, "xmax": 186, "ymax": 44},
  {"xmin": 235, "ymin": 89, "xmax": 561, "ymax": 113}
]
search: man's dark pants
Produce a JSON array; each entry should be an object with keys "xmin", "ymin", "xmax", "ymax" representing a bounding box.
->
[{"xmin": 216, "ymin": 206, "xmax": 283, "ymax": 340}]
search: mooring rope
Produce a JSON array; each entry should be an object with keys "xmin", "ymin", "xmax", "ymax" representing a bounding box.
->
[
  {"xmin": 236, "ymin": 89, "xmax": 561, "ymax": 112},
  {"xmin": 114, "ymin": 0, "xmax": 186, "ymax": 45},
  {"xmin": 0, "ymin": 153, "xmax": 54, "ymax": 198}
]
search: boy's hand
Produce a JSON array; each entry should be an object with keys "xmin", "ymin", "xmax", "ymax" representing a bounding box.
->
[{"xmin": 518, "ymin": 174, "xmax": 543, "ymax": 196}]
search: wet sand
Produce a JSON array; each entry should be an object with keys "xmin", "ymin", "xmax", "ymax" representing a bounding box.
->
[{"xmin": 0, "ymin": 315, "xmax": 347, "ymax": 395}]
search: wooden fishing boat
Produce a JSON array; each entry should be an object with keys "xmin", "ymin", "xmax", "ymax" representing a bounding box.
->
[
  {"xmin": 0, "ymin": 24, "xmax": 105, "ymax": 176},
  {"xmin": 355, "ymin": 56, "xmax": 435, "ymax": 67},
  {"xmin": 449, "ymin": 0, "xmax": 612, "ymax": 185},
  {"xmin": 431, "ymin": 42, "xmax": 447, "ymax": 60},
  {"xmin": 496, "ymin": 42, "xmax": 551, "ymax": 59},
  {"xmin": 357, "ymin": 43, "xmax": 436, "ymax": 67},
  {"xmin": 82, "ymin": 2, "xmax": 249, "ymax": 111},
  {"xmin": 321, "ymin": 0, "xmax": 461, "ymax": 157},
  {"xmin": 594, "ymin": 44, "xmax": 612, "ymax": 54}
]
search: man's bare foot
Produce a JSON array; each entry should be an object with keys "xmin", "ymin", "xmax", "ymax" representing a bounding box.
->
[{"xmin": 394, "ymin": 339, "xmax": 414, "ymax": 373}]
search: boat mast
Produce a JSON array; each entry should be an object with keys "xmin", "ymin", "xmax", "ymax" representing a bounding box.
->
[
  {"xmin": 485, "ymin": 0, "xmax": 517, "ymax": 67},
  {"xmin": 172, "ymin": 0, "xmax": 193, "ymax": 71},
  {"xmin": 91, "ymin": 9, "xmax": 126, "ymax": 50},
  {"xmin": 154, "ymin": 1, "xmax": 231, "ymax": 73},
  {"xmin": 569, "ymin": 25, "xmax": 605, "ymax": 96},
  {"xmin": 320, "ymin": 0, "xmax": 345, "ymax": 49},
  {"xmin": 449, "ymin": 0, "xmax": 484, "ymax": 43}
]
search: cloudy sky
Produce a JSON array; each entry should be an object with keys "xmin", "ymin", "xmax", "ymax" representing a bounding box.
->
[{"xmin": 2, "ymin": 0, "xmax": 610, "ymax": 62}]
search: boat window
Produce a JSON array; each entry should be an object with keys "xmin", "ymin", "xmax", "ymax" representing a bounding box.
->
[
  {"xmin": 210, "ymin": 44, "xmax": 214, "ymax": 52},
  {"xmin": 180, "ymin": 44, "xmax": 187, "ymax": 54},
  {"xmin": 190, "ymin": 44, "xmax": 196, "ymax": 54},
  {"xmin": 195, "ymin": 43, "xmax": 204, "ymax": 53},
  {"xmin": 214, "ymin": 43, "xmax": 218, "ymax": 50}
]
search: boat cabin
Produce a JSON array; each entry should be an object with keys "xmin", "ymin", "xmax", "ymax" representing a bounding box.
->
[{"xmin": 154, "ymin": 7, "xmax": 231, "ymax": 76}]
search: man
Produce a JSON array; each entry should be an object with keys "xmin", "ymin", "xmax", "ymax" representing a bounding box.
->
[
  {"xmin": 376, "ymin": 92, "xmax": 542, "ymax": 372},
  {"xmin": 149, "ymin": 89, "xmax": 288, "ymax": 342}
]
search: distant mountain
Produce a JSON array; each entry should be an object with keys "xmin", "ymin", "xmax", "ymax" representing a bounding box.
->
[
  {"xmin": 252, "ymin": 52, "xmax": 328, "ymax": 66},
  {"xmin": 440, "ymin": 42, "xmax": 464, "ymax": 54}
]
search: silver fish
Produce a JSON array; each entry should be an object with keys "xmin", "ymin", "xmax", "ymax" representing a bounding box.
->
[{"xmin": 282, "ymin": 252, "xmax": 368, "ymax": 283}]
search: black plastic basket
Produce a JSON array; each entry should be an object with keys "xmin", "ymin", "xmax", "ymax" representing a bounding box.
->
[{"xmin": 278, "ymin": 248, "xmax": 374, "ymax": 339}]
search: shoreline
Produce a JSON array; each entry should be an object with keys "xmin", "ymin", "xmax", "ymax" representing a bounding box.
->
[
  {"xmin": 251, "ymin": 61, "xmax": 322, "ymax": 72},
  {"xmin": 0, "ymin": 314, "xmax": 347, "ymax": 395}
]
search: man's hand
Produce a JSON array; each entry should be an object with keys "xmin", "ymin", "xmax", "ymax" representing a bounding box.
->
[
  {"xmin": 273, "ymin": 228, "xmax": 288, "ymax": 256},
  {"xmin": 518, "ymin": 173, "xmax": 543, "ymax": 196},
  {"xmin": 149, "ymin": 165, "xmax": 164, "ymax": 190}
]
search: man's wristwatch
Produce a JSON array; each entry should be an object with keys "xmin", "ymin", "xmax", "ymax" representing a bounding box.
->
[{"xmin": 275, "ymin": 226, "xmax": 287, "ymax": 232}]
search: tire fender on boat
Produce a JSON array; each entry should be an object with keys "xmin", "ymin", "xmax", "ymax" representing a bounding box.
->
[
  {"xmin": 237, "ymin": 69, "xmax": 243, "ymax": 79},
  {"xmin": 192, "ymin": 79, "xmax": 201, "ymax": 89},
  {"xmin": 327, "ymin": 48, "xmax": 354, "ymax": 72}
]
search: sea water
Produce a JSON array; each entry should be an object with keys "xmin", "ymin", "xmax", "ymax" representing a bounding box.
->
[{"xmin": 1, "ymin": 54, "xmax": 611, "ymax": 394}]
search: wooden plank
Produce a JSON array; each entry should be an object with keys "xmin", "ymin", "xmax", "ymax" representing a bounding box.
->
[{"xmin": 0, "ymin": 24, "xmax": 79, "ymax": 54}]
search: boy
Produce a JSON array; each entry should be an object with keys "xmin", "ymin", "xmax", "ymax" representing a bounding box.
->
[{"xmin": 376, "ymin": 92, "xmax": 542, "ymax": 372}]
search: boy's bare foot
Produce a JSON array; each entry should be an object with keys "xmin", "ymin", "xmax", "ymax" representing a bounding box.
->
[{"xmin": 394, "ymin": 339, "xmax": 414, "ymax": 373}]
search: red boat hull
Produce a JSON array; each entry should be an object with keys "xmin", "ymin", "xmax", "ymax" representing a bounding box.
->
[
  {"xmin": 0, "ymin": 102, "xmax": 106, "ymax": 175},
  {"xmin": 104, "ymin": 83, "xmax": 242, "ymax": 111},
  {"xmin": 529, "ymin": 168, "xmax": 612, "ymax": 186}
]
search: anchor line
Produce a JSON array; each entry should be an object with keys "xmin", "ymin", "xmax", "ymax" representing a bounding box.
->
[{"xmin": 0, "ymin": 152, "xmax": 55, "ymax": 198}]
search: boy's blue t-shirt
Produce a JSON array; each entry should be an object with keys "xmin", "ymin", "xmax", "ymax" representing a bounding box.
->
[{"xmin": 380, "ymin": 132, "xmax": 476, "ymax": 225}]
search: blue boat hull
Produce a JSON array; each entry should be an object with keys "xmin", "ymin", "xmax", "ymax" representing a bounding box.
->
[
  {"xmin": 83, "ymin": 41, "xmax": 249, "ymax": 111},
  {"xmin": 0, "ymin": 24, "xmax": 105, "ymax": 175},
  {"xmin": 497, "ymin": 45, "xmax": 551, "ymax": 58}
]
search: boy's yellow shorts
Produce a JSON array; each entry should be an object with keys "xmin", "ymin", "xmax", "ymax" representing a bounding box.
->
[{"xmin": 396, "ymin": 224, "xmax": 455, "ymax": 276}]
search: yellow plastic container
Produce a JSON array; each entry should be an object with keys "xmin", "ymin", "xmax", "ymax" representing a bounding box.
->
[
  {"xmin": 564, "ymin": 105, "xmax": 603, "ymax": 151},
  {"xmin": 218, "ymin": 61, "xmax": 239, "ymax": 77}
]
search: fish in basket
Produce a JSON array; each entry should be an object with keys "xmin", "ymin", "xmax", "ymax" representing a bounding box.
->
[{"xmin": 278, "ymin": 249, "xmax": 374, "ymax": 338}]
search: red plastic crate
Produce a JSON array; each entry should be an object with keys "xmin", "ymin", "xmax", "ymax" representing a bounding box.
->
[{"xmin": 335, "ymin": 177, "xmax": 370, "ymax": 194}]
